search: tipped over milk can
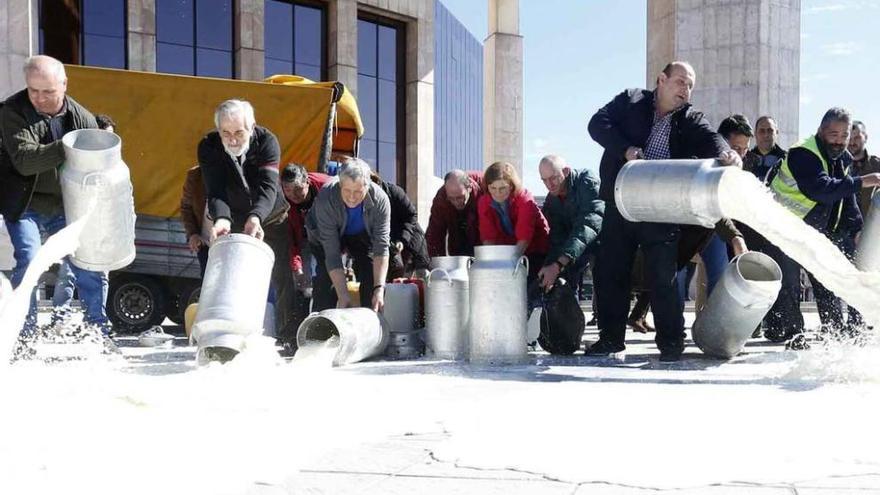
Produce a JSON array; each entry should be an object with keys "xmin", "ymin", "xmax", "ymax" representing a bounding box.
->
[
  {"xmin": 855, "ymin": 194, "xmax": 880, "ymax": 271},
  {"xmin": 425, "ymin": 256, "xmax": 471, "ymax": 360},
  {"xmin": 296, "ymin": 308, "xmax": 389, "ymax": 366},
  {"xmin": 191, "ymin": 234, "xmax": 274, "ymax": 360},
  {"xmin": 615, "ymin": 159, "xmax": 734, "ymax": 227},
  {"xmin": 468, "ymin": 246, "xmax": 528, "ymax": 364},
  {"xmin": 692, "ymin": 252, "xmax": 782, "ymax": 359},
  {"xmin": 60, "ymin": 129, "xmax": 136, "ymax": 271}
]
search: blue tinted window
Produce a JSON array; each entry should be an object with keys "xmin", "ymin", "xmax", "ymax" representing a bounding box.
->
[
  {"xmin": 157, "ymin": 42, "xmax": 195, "ymax": 75},
  {"xmin": 196, "ymin": 0, "xmax": 232, "ymax": 51},
  {"xmin": 264, "ymin": 1, "xmax": 326, "ymax": 80},
  {"xmin": 83, "ymin": 34, "xmax": 126, "ymax": 68},
  {"xmin": 358, "ymin": 17, "xmax": 402, "ymax": 185},
  {"xmin": 378, "ymin": 79, "xmax": 396, "ymax": 143},
  {"xmin": 83, "ymin": 0, "xmax": 126, "ymax": 37},
  {"xmin": 196, "ymin": 48, "xmax": 232, "ymax": 78},
  {"xmin": 377, "ymin": 25, "xmax": 396, "ymax": 82},
  {"xmin": 294, "ymin": 5, "xmax": 322, "ymax": 66},
  {"xmin": 357, "ymin": 20, "xmax": 376, "ymax": 77},
  {"xmin": 156, "ymin": 0, "xmax": 231, "ymax": 77},
  {"xmin": 357, "ymin": 74, "xmax": 377, "ymax": 142},
  {"xmin": 157, "ymin": 0, "xmax": 194, "ymax": 45},
  {"xmin": 378, "ymin": 142, "xmax": 397, "ymax": 185},
  {"xmin": 265, "ymin": 1, "xmax": 293, "ymax": 61},
  {"xmin": 295, "ymin": 63, "xmax": 321, "ymax": 81},
  {"xmin": 56, "ymin": 0, "xmax": 128, "ymax": 69}
]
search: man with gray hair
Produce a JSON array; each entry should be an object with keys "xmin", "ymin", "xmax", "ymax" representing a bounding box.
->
[
  {"xmin": 536, "ymin": 154, "xmax": 603, "ymax": 292},
  {"xmin": 426, "ymin": 169, "xmax": 483, "ymax": 257},
  {"xmin": 766, "ymin": 107, "xmax": 880, "ymax": 348},
  {"xmin": 0, "ymin": 55, "xmax": 110, "ymax": 336},
  {"xmin": 198, "ymin": 98, "xmax": 298, "ymax": 344},
  {"xmin": 305, "ymin": 157, "xmax": 391, "ymax": 312}
]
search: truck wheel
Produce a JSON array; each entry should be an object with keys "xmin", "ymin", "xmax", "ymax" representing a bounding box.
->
[
  {"xmin": 165, "ymin": 282, "xmax": 200, "ymax": 325},
  {"xmin": 108, "ymin": 276, "xmax": 167, "ymax": 332}
]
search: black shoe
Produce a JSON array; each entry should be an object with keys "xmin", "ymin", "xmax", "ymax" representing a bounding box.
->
[
  {"xmin": 658, "ymin": 348, "xmax": 683, "ymax": 362},
  {"xmin": 785, "ymin": 333, "xmax": 811, "ymax": 351},
  {"xmin": 586, "ymin": 316, "xmax": 598, "ymax": 326},
  {"xmin": 764, "ymin": 328, "xmax": 788, "ymax": 343},
  {"xmin": 585, "ymin": 340, "xmax": 626, "ymax": 361}
]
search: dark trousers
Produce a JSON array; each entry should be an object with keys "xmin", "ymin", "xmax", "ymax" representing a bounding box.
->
[
  {"xmin": 595, "ymin": 205, "xmax": 684, "ymax": 352},
  {"xmin": 764, "ymin": 240, "xmax": 843, "ymax": 337},
  {"xmin": 311, "ymin": 232, "xmax": 375, "ymax": 311},
  {"xmin": 264, "ymin": 220, "xmax": 301, "ymax": 344}
]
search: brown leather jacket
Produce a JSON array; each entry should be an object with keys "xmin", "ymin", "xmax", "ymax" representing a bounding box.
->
[{"xmin": 180, "ymin": 165, "xmax": 206, "ymax": 239}]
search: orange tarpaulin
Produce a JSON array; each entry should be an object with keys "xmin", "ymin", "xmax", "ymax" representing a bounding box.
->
[{"xmin": 66, "ymin": 66, "xmax": 363, "ymax": 218}]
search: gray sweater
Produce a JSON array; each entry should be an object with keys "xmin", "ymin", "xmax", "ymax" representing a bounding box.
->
[{"xmin": 305, "ymin": 179, "xmax": 391, "ymax": 271}]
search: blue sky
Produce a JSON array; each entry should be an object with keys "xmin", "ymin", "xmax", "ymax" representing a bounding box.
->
[{"xmin": 441, "ymin": 0, "xmax": 880, "ymax": 192}]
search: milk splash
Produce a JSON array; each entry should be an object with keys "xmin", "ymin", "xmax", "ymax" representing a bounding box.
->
[
  {"xmin": 717, "ymin": 169, "xmax": 880, "ymax": 328},
  {"xmin": 0, "ymin": 215, "xmax": 89, "ymax": 370}
]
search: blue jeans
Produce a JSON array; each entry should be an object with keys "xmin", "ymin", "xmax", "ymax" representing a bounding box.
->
[
  {"xmin": 676, "ymin": 234, "xmax": 728, "ymax": 303},
  {"xmin": 5, "ymin": 209, "xmax": 109, "ymax": 332}
]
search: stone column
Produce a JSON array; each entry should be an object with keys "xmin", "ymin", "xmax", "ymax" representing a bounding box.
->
[
  {"xmin": 128, "ymin": 0, "xmax": 156, "ymax": 72},
  {"xmin": 483, "ymin": 0, "xmax": 522, "ymax": 174},
  {"xmin": 647, "ymin": 0, "xmax": 800, "ymax": 146},
  {"xmin": 0, "ymin": 0, "xmax": 37, "ymax": 99},
  {"xmin": 404, "ymin": 0, "xmax": 435, "ymax": 226},
  {"xmin": 235, "ymin": 0, "xmax": 265, "ymax": 81},
  {"xmin": 327, "ymin": 0, "xmax": 358, "ymax": 97}
]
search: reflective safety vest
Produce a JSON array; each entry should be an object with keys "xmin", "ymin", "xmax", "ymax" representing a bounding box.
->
[{"xmin": 770, "ymin": 135, "xmax": 829, "ymax": 219}]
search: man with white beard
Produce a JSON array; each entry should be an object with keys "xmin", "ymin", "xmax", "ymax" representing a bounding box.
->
[{"xmin": 197, "ymin": 99, "xmax": 298, "ymax": 346}]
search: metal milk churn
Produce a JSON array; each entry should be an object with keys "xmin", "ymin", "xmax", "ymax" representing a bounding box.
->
[
  {"xmin": 468, "ymin": 245, "xmax": 528, "ymax": 364},
  {"xmin": 856, "ymin": 194, "xmax": 880, "ymax": 271},
  {"xmin": 425, "ymin": 256, "xmax": 471, "ymax": 360},
  {"xmin": 615, "ymin": 159, "xmax": 733, "ymax": 228},
  {"xmin": 383, "ymin": 281, "xmax": 423, "ymax": 358},
  {"xmin": 60, "ymin": 129, "xmax": 136, "ymax": 271},
  {"xmin": 296, "ymin": 307, "xmax": 390, "ymax": 366},
  {"xmin": 191, "ymin": 234, "xmax": 274, "ymax": 360},
  {"xmin": 692, "ymin": 252, "xmax": 782, "ymax": 359}
]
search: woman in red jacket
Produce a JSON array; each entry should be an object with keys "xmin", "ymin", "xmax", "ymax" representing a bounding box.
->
[{"xmin": 477, "ymin": 161, "xmax": 550, "ymax": 282}]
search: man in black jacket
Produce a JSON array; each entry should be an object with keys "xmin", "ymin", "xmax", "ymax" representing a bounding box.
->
[
  {"xmin": 587, "ymin": 61, "xmax": 742, "ymax": 362},
  {"xmin": 198, "ymin": 99, "xmax": 298, "ymax": 344},
  {"xmin": 1, "ymin": 55, "xmax": 108, "ymax": 335},
  {"xmin": 369, "ymin": 172, "xmax": 429, "ymax": 279}
]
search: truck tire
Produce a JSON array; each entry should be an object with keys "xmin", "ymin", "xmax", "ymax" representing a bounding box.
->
[
  {"xmin": 108, "ymin": 275, "xmax": 167, "ymax": 332},
  {"xmin": 165, "ymin": 282, "xmax": 200, "ymax": 325}
]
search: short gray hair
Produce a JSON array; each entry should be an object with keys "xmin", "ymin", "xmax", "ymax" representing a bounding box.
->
[
  {"xmin": 338, "ymin": 157, "xmax": 371, "ymax": 185},
  {"xmin": 443, "ymin": 169, "xmax": 470, "ymax": 188},
  {"xmin": 820, "ymin": 107, "xmax": 852, "ymax": 129},
  {"xmin": 214, "ymin": 99, "xmax": 256, "ymax": 129},
  {"xmin": 23, "ymin": 55, "xmax": 66, "ymax": 81},
  {"xmin": 539, "ymin": 154, "xmax": 567, "ymax": 171}
]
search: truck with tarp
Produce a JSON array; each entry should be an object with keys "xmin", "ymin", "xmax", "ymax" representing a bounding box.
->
[{"xmin": 47, "ymin": 65, "xmax": 364, "ymax": 330}]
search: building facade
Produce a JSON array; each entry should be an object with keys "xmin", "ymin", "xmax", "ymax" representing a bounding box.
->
[{"xmin": 0, "ymin": 0, "xmax": 488, "ymax": 221}]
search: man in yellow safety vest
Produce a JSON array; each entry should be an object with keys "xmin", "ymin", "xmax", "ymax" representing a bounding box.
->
[{"xmin": 765, "ymin": 107, "xmax": 880, "ymax": 349}]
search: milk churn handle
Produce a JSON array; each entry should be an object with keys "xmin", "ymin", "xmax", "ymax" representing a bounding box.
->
[
  {"xmin": 513, "ymin": 256, "xmax": 529, "ymax": 276},
  {"xmin": 81, "ymin": 171, "xmax": 106, "ymax": 188},
  {"xmin": 427, "ymin": 268, "xmax": 452, "ymax": 287}
]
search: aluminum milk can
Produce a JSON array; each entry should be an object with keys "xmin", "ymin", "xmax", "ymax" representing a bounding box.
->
[
  {"xmin": 856, "ymin": 194, "xmax": 880, "ymax": 271},
  {"xmin": 60, "ymin": 129, "xmax": 136, "ymax": 271},
  {"xmin": 468, "ymin": 245, "xmax": 528, "ymax": 364},
  {"xmin": 614, "ymin": 159, "xmax": 733, "ymax": 228},
  {"xmin": 692, "ymin": 252, "xmax": 782, "ymax": 359},
  {"xmin": 296, "ymin": 307, "xmax": 389, "ymax": 366},
  {"xmin": 191, "ymin": 234, "xmax": 274, "ymax": 355},
  {"xmin": 425, "ymin": 256, "xmax": 471, "ymax": 360}
]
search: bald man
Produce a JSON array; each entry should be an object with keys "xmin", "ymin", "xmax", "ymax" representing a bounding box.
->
[{"xmin": 0, "ymin": 55, "xmax": 109, "ymax": 336}]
